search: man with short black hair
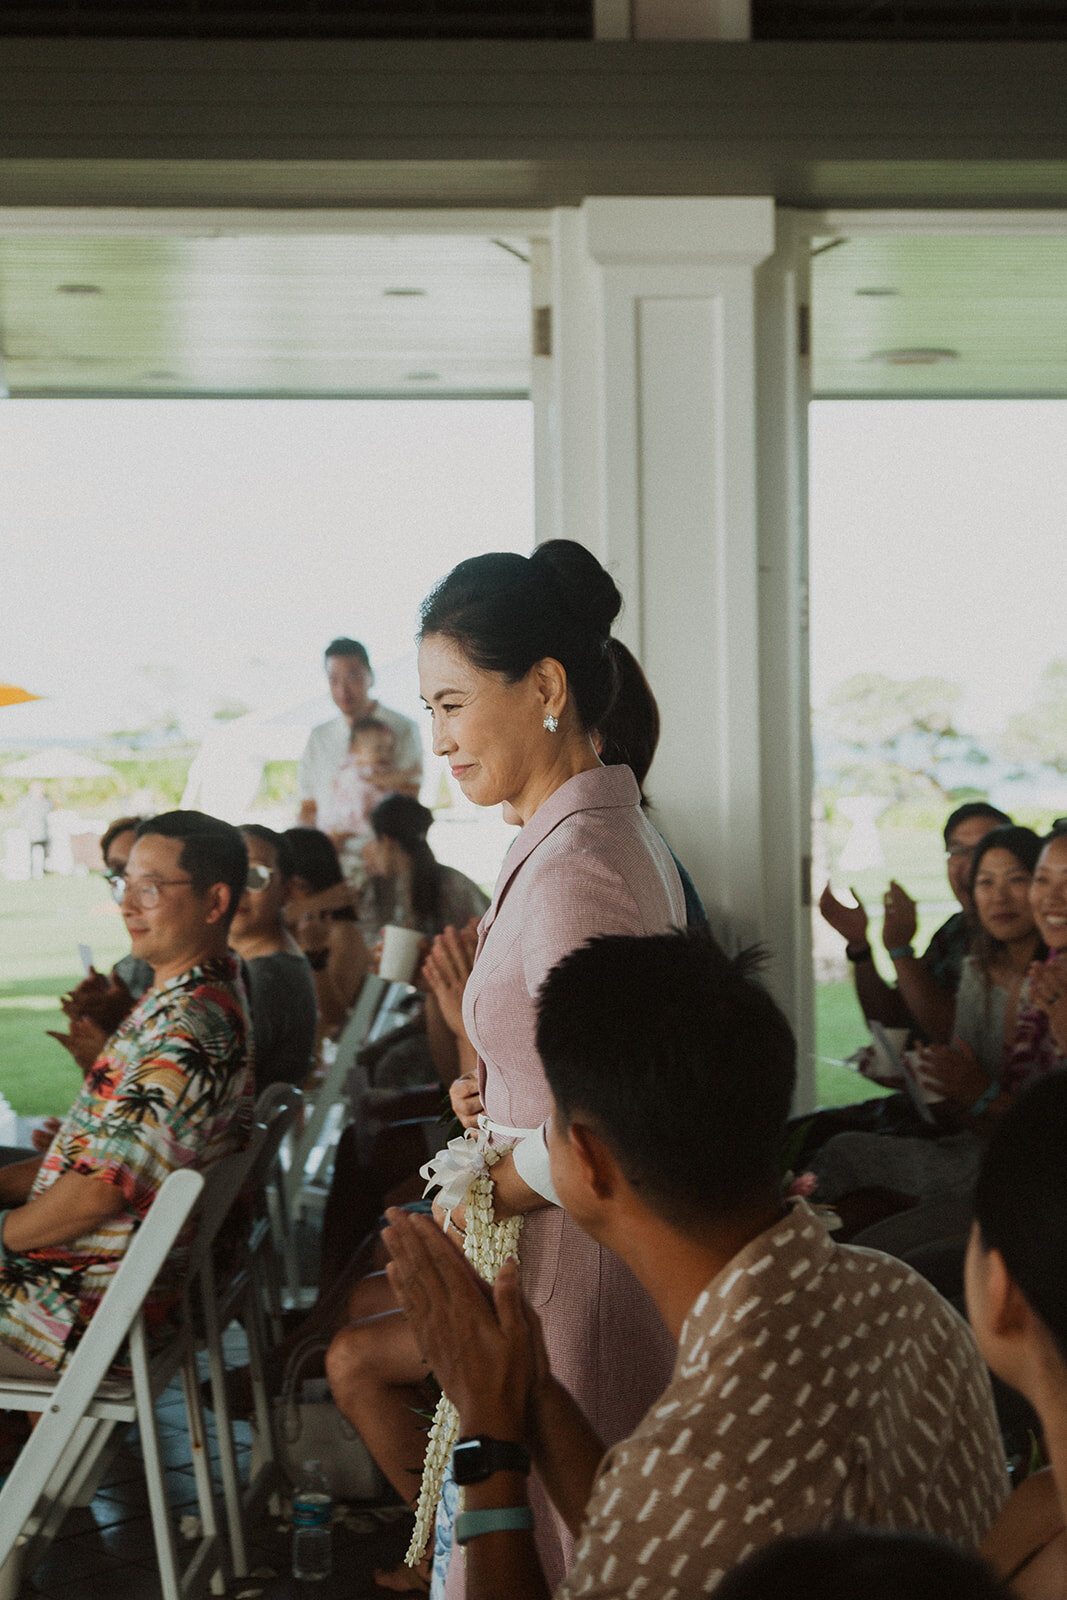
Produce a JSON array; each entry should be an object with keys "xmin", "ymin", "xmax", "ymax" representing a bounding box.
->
[
  {"xmin": 0, "ymin": 810, "xmax": 254, "ymax": 1376},
  {"xmin": 385, "ymin": 929, "xmax": 1007, "ymax": 1599},
  {"xmin": 820, "ymin": 800, "xmax": 1012, "ymax": 1042},
  {"xmin": 297, "ymin": 637, "xmax": 422, "ymax": 827}
]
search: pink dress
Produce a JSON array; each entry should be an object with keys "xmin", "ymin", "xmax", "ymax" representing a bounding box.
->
[{"xmin": 451, "ymin": 765, "xmax": 685, "ymax": 1593}]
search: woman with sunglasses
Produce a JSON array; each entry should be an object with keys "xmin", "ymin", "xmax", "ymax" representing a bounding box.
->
[
  {"xmin": 282, "ymin": 826, "xmax": 370, "ymax": 1032},
  {"xmin": 229, "ymin": 824, "xmax": 319, "ymax": 1094}
]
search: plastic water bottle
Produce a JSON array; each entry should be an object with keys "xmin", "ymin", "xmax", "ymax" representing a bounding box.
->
[{"xmin": 292, "ymin": 1459, "xmax": 333, "ymax": 1581}]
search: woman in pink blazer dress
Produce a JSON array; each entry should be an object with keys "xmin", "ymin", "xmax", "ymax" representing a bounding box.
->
[{"xmin": 417, "ymin": 541, "xmax": 684, "ymax": 1593}]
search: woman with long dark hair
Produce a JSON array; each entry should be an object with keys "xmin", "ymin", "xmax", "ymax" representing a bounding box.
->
[{"xmin": 359, "ymin": 792, "xmax": 488, "ymax": 945}]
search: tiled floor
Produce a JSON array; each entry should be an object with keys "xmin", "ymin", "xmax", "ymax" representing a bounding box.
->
[{"xmin": 17, "ymin": 1367, "xmax": 416, "ymax": 1599}]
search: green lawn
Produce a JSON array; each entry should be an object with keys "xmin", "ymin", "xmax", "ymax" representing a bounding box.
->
[
  {"xmin": 0, "ymin": 873, "xmax": 131, "ymax": 1115},
  {"xmin": 813, "ymin": 978, "xmax": 894, "ymax": 1110}
]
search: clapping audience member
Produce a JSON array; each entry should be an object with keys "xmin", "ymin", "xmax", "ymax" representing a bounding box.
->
[
  {"xmin": 716, "ymin": 1528, "xmax": 1011, "ymax": 1600},
  {"xmin": 968, "ymin": 1070, "xmax": 1067, "ymax": 1598},
  {"xmin": 282, "ymin": 827, "xmax": 369, "ymax": 1032},
  {"xmin": 48, "ymin": 816, "xmax": 153, "ymax": 1079},
  {"xmin": 1000, "ymin": 824, "xmax": 1067, "ymax": 1098},
  {"xmin": 229, "ymin": 825, "xmax": 318, "ymax": 1094},
  {"xmin": 297, "ymin": 638, "xmax": 421, "ymax": 828},
  {"xmin": 820, "ymin": 802, "xmax": 1011, "ymax": 1044},
  {"xmin": 384, "ymin": 929, "xmax": 1007, "ymax": 1600},
  {"xmin": 811, "ymin": 828, "xmax": 1043, "ymax": 1227}
]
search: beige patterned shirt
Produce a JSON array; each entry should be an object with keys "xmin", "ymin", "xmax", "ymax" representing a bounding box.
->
[{"xmin": 557, "ymin": 1203, "xmax": 1008, "ymax": 1599}]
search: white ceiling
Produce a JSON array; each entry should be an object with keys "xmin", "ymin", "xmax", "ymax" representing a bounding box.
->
[
  {"xmin": 2, "ymin": 224, "xmax": 1067, "ymax": 399},
  {"xmin": 0, "ymin": 231, "xmax": 533, "ymax": 397}
]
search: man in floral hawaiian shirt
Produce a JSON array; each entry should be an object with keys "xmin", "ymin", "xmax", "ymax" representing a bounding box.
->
[{"xmin": 0, "ymin": 811, "xmax": 255, "ymax": 1376}]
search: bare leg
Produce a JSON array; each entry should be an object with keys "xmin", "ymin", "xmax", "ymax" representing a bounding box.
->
[{"xmin": 325, "ymin": 1272, "xmax": 432, "ymax": 1509}]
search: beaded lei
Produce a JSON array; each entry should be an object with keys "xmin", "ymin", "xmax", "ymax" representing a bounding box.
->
[{"xmin": 405, "ymin": 1143, "xmax": 524, "ymax": 1567}]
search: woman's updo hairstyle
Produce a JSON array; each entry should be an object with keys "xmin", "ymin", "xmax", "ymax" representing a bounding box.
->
[
  {"xmin": 419, "ymin": 540, "xmax": 623, "ymax": 733},
  {"xmin": 973, "ymin": 1069, "xmax": 1067, "ymax": 1363}
]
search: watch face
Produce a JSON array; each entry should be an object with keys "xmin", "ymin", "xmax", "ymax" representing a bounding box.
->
[{"xmin": 452, "ymin": 1439, "xmax": 486, "ymax": 1485}]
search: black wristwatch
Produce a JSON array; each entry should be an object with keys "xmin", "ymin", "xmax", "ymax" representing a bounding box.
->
[{"xmin": 452, "ymin": 1436, "xmax": 531, "ymax": 1486}]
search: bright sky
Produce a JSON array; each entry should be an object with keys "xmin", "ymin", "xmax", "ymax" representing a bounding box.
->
[
  {"xmin": 810, "ymin": 399, "xmax": 1067, "ymax": 736},
  {"xmin": 1, "ymin": 396, "xmax": 1063, "ymax": 751},
  {"xmin": 0, "ymin": 400, "xmax": 533, "ymax": 743}
]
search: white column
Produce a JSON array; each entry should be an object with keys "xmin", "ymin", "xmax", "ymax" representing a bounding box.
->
[{"xmin": 536, "ymin": 197, "xmax": 813, "ymax": 1098}]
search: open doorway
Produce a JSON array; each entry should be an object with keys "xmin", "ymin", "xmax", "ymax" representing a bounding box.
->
[{"xmin": 807, "ymin": 220, "xmax": 1067, "ymax": 1108}]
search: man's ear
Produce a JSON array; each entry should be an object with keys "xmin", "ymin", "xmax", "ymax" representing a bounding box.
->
[
  {"xmin": 567, "ymin": 1120, "xmax": 622, "ymax": 1203},
  {"xmin": 203, "ymin": 882, "xmax": 232, "ymax": 927},
  {"xmin": 986, "ymin": 1248, "xmax": 1029, "ymax": 1340}
]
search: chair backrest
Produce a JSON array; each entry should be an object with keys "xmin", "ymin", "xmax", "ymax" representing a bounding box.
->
[
  {"xmin": 181, "ymin": 1127, "xmax": 267, "ymax": 1285},
  {"xmin": 248, "ymin": 1085, "xmax": 303, "ymax": 1195},
  {"xmin": 284, "ymin": 973, "xmax": 388, "ymax": 1204},
  {"xmin": 0, "ymin": 1167, "xmax": 204, "ymax": 1564}
]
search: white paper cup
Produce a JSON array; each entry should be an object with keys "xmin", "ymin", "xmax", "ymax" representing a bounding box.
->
[{"xmin": 379, "ymin": 923, "xmax": 423, "ymax": 985}]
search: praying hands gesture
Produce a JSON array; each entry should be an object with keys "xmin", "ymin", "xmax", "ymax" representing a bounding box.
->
[
  {"xmin": 1028, "ymin": 954, "xmax": 1067, "ymax": 1054},
  {"xmin": 383, "ymin": 1207, "xmax": 541, "ymax": 1438}
]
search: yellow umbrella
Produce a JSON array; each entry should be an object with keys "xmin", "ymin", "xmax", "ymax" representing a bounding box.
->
[{"xmin": 0, "ymin": 683, "xmax": 41, "ymax": 707}]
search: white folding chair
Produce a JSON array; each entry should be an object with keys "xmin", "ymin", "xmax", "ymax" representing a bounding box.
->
[
  {"xmin": 284, "ymin": 972, "xmax": 388, "ymax": 1231},
  {"xmin": 0, "ymin": 1168, "xmax": 208, "ymax": 1598},
  {"xmin": 200, "ymin": 1085, "xmax": 303, "ymax": 1576}
]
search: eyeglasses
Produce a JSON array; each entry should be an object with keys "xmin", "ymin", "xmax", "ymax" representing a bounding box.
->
[
  {"xmin": 945, "ymin": 844, "xmax": 977, "ymax": 860},
  {"xmin": 246, "ymin": 864, "xmax": 275, "ymax": 892},
  {"xmin": 107, "ymin": 874, "xmax": 194, "ymax": 908}
]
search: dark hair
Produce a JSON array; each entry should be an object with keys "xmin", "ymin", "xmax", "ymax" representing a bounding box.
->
[
  {"xmin": 282, "ymin": 827, "xmax": 344, "ymax": 892},
  {"xmin": 967, "ymin": 825, "xmax": 1045, "ymax": 973},
  {"xmin": 101, "ymin": 814, "xmax": 145, "ymax": 862},
  {"xmin": 595, "ymin": 641, "xmax": 660, "ymax": 806},
  {"xmin": 133, "ymin": 810, "xmax": 248, "ymax": 932},
  {"xmin": 240, "ymin": 823, "xmax": 294, "ymax": 882},
  {"xmin": 943, "ymin": 801, "xmax": 1012, "ymax": 845},
  {"xmin": 716, "ymin": 1527, "xmax": 1010, "ymax": 1600},
  {"xmin": 974, "ymin": 1069, "xmax": 1067, "ymax": 1363},
  {"xmin": 324, "ymin": 637, "xmax": 371, "ymax": 671},
  {"xmin": 368, "ymin": 793, "xmax": 440, "ymax": 925},
  {"xmin": 536, "ymin": 928, "xmax": 796, "ymax": 1228},
  {"xmin": 419, "ymin": 540, "xmax": 623, "ymax": 733}
]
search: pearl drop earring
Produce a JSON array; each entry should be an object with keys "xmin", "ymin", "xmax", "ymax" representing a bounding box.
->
[{"xmin": 543, "ymin": 714, "xmax": 559, "ymax": 734}]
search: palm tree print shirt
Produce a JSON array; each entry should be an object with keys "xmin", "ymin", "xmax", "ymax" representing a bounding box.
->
[{"xmin": 0, "ymin": 955, "xmax": 254, "ymax": 1370}]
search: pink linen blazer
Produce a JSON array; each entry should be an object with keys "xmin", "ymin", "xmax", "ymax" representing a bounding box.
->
[{"xmin": 465, "ymin": 762, "xmax": 685, "ymax": 1131}]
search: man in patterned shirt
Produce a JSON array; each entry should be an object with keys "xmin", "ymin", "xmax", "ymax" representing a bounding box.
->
[
  {"xmin": 0, "ymin": 811, "xmax": 254, "ymax": 1376},
  {"xmin": 385, "ymin": 929, "xmax": 1009, "ymax": 1600}
]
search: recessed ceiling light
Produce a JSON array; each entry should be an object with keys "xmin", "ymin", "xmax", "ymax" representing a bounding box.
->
[
  {"xmin": 870, "ymin": 348, "xmax": 959, "ymax": 366},
  {"xmin": 404, "ymin": 371, "xmax": 440, "ymax": 382},
  {"xmin": 855, "ymin": 287, "xmax": 900, "ymax": 297},
  {"xmin": 384, "ymin": 288, "xmax": 427, "ymax": 297},
  {"xmin": 57, "ymin": 283, "xmax": 102, "ymax": 295}
]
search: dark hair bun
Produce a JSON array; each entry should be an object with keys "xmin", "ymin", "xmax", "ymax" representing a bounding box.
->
[{"xmin": 529, "ymin": 540, "xmax": 622, "ymax": 641}]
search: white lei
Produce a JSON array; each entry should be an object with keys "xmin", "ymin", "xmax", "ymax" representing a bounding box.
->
[{"xmin": 405, "ymin": 1133, "xmax": 524, "ymax": 1567}]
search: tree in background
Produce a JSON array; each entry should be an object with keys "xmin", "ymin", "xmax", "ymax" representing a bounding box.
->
[
  {"xmin": 1001, "ymin": 659, "xmax": 1067, "ymax": 776},
  {"xmin": 820, "ymin": 673, "xmax": 990, "ymax": 802}
]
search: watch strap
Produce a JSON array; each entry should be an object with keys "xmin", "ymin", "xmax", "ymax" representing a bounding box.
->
[
  {"xmin": 455, "ymin": 1506, "xmax": 534, "ymax": 1546},
  {"xmin": 887, "ymin": 944, "xmax": 915, "ymax": 961},
  {"xmin": 970, "ymin": 1081, "xmax": 1001, "ymax": 1116}
]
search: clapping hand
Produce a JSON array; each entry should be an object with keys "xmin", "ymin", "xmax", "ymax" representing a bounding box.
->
[
  {"xmin": 819, "ymin": 884, "xmax": 869, "ymax": 947},
  {"xmin": 422, "ymin": 920, "xmax": 479, "ymax": 1039},
  {"xmin": 46, "ymin": 1015, "xmax": 110, "ymax": 1075},
  {"xmin": 449, "ymin": 1070, "xmax": 484, "ymax": 1130},
  {"xmin": 383, "ymin": 1207, "xmax": 538, "ymax": 1435},
  {"xmin": 918, "ymin": 1038, "xmax": 987, "ymax": 1108},
  {"xmin": 1028, "ymin": 954, "xmax": 1067, "ymax": 1053},
  {"xmin": 882, "ymin": 881, "xmax": 918, "ymax": 952},
  {"xmin": 60, "ymin": 969, "xmax": 135, "ymax": 1035}
]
